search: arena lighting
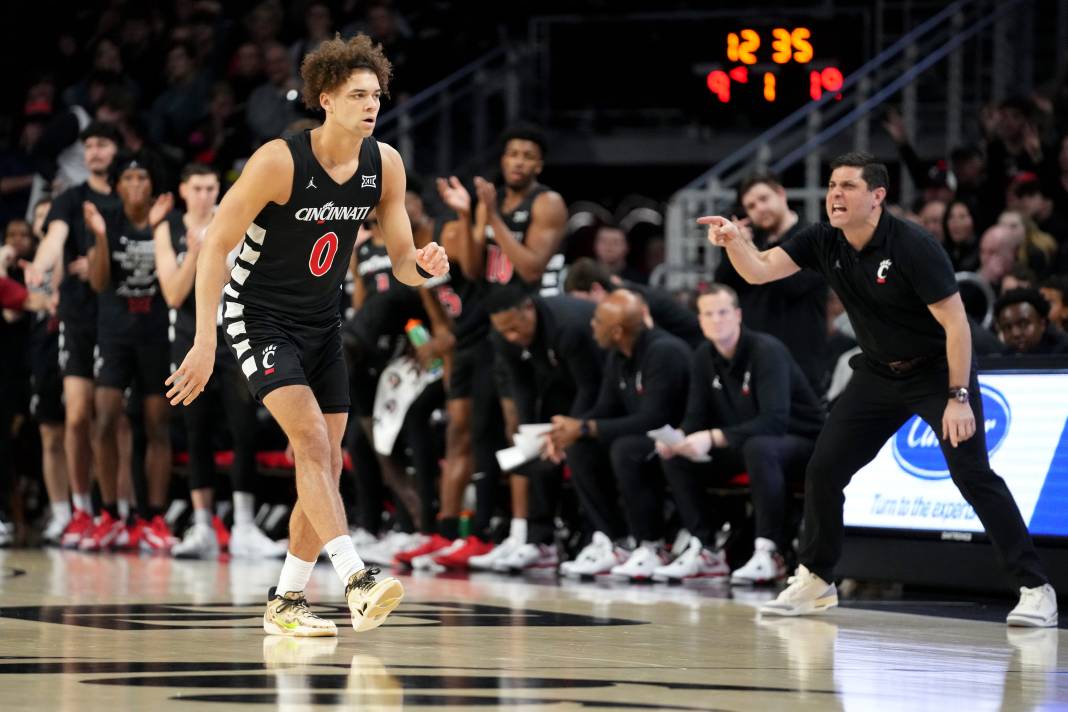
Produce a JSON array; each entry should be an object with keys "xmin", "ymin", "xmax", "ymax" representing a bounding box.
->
[{"xmin": 707, "ymin": 26, "xmax": 844, "ymax": 104}]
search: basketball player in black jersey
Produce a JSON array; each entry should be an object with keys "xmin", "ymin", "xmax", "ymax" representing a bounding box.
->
[
  {"xmin": 84, "ymin": 155, "xmax": 175, "ymax": 552},
  {"xmin": 156, "ymin": 164, "xmax": 287, "ymax": 560},
  {"xmin": 166, "ymin": 35, "xmax": 448, "ymax": 638},
  {"xmin": 26, "ymin": 122, "xmax": 121, "ymax": 548}
]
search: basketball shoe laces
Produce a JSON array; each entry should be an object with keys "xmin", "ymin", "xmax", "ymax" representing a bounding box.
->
[
  {"xmin": 274, "ymin": 592, "xmax": 316, "ymax": 619},
  {"xmin": 345, "ymin": 567, "xmax": 382, "ymax": 597}
]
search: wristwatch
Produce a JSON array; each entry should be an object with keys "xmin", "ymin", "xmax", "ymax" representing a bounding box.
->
[
  {"xmin": 579, "ymin": 420, "xmax": 591, "ymax": 438},
  {"xmin": 948, "ymin": 387, "xmax": 969, "ymax": 404}
]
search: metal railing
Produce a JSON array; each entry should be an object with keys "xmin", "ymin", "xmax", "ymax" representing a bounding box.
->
[{"xmin": 374, "ymin": 45, "xmax": 538, "ymax": 179}]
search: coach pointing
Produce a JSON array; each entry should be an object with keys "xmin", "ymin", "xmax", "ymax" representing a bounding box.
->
[{"xmin": 700, "ymin": 152, "xmax": 1056, "ymax": 626}]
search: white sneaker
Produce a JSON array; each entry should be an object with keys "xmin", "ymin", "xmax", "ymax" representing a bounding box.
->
[
  {"xmin": 412, "ymin": 538, "xmax": 464, "ymax": 572},
  {"xmin": 653, "ymin": 538, "xmax": 729, "ymax": 582},
  {"xmin": 0, "ymin": 519, "xmax": 12, "ymax": 547},
  {"xmin": 497, "ymin": 543, "xmax": 559, "ymax": 572},
  {"xmin": 362, "ymin": 532, "xmax": 421, "ymax": 566},
  {"xmin": 1007, "ymin": 584, "xmax": 1059, "ymax": 628},
  {"xmin": 610, "ymin": 543, "xmax": 668, "ymax": 582},
  {"xmin": 42, "ymin": 515, "xmax": 70, "ymax": 546},
  {"xmin": 731, "ymin": 538, "xmax": 788, "ymax": 585},
  {"xmin": 230, "ymin": 524, "xmax": 288, "ymax": 559},
  {"xmin": 350, "ymin": 528, "xmax": 378, "ymax": 549},
  {"xmin": 560, "ymin": 532, "xmax": 628, "ymax": 578},
  {"xmin": 172, "ymin": 523, "xmax": 220, "ymax": 559},
  {"xmin": 469, "ymin": 537, "xmax": 523, "ymax": 571},
  {"xmin": 759, "ymin": 565, "xmax": 838, "ymax": 616}
]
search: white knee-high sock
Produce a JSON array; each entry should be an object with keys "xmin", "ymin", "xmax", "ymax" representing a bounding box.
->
[
  {"xmin": 324, "ymin": 534, "xmax": 365, "ymax": 585},
  {"xmin": 276, "ymin": 552, "xmax": 317, "ymax": 596}
]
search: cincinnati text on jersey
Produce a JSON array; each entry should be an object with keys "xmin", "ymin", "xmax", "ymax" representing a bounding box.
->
[{"xmin": 294, "ymin": 202, "xmax": 373, "ymax": 222}]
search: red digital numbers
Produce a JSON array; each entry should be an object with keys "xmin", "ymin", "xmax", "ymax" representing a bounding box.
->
[
  {"xmin": 309, "ymin": 231, "xmax": 339, "ymax": 277},
  {"xmin": 709, "ymin": 26, "xmax": 842, "ymax": 106},
  {"xmin": 809, "ymin": 67, "xmax": 844, "ymax": 100}
]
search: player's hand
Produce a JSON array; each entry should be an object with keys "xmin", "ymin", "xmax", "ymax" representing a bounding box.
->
[
  {"xmin": 655, "ymin": 440, "xmax": 677, "ymax": 460},
  {"xmin": 414, "ymin": 340, "xmax": 440, "ymax": 370},
  {"xmin": 165, "ymin": 341, "xmax": 215, "ymax": 406},
  {"xmin": 942, "ymin": 399, "xmax": 976, "ymax": 448},
  {"xmin": 473, "ymin": 177, "xmax": 498, "ymax": 215},
  {"xmin": 21, "ymin": 259, "xmax": 46, "ymax": 288},
  {"xmin": 436, "ymin": 176, "xmax": 471, "ymax": 215},
  {"xmin": 541, "ymin": 434, "xmax": 565, "ymax": 465},
  {"xmin": 415, "ymin": 241, "xmax": 449, "ymax": 278},
  {"xmin": 675, "ymin": 430, "xmax": 712, "ymax": 461},
  {"xmin": 697, "ymin": 215, "xmax": 741, "ymax": 247},
  {"xmin": 0, "ymin": 245, "xmax": 14, "ymax": 276},
  {"xmin": 549, "ymin": 415, "xmax": 583, "ymax": 452},
  {"xmin": 732, "ymin": 216, "xmax": 754, "ymax": 243},
  {"xmin": 82, "ymin": 201, "xmax": 106, "ymax": 238},
  {"xmin": 149, "ymin": 192, "xmax": 174, "ymax": 228},
  {"xmin": 67, "ymin": 256, "xmax": 90, "ymax": 281}
]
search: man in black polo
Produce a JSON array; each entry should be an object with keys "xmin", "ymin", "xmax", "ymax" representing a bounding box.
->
[
  {"xmin": 655, "ymin": 283, "xmax": 824, "ymax": 583},
  {"xmin": 714, "ymin": 171, "xmax": 828, "ymax": 392},
  {"xmin": 564, "ymin": 257, "xmax": 704, "ymax": 349},
  {"xmin": 480, "ymin": 285, "xmax": 605, "ymax": 571},
  {"xmin": 547, "ymin": 289, "xmax": 692, "ymax": 581},
  {"xmin": 701, "ymin": 151, "xmax": 1056, "ymax": 626}
]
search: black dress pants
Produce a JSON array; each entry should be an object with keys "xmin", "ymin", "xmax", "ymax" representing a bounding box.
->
[{"xmin": 799, "ymin": 356, "xmax": 1047, "ymax": 588}]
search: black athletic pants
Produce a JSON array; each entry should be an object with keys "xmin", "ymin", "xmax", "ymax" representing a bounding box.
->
[
  {"xmin": 660, "ymin": 434, "xmax": 813, "ymax": 547},
  {"xmin": 800, "ymin": 356, "xmax": 1047, "ymax": 588},
  {"xmin": 181, "ymin": 353, "xmax": 259, "ymax": 493},
  {"xmin": 566, "ymin": 434, "xmax": 662, "ymax": 543}
]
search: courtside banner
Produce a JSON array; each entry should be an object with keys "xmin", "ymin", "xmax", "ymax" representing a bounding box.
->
[{"xmin": 843, "ymin": 371, "xmax": 1068, "ymax": 537}]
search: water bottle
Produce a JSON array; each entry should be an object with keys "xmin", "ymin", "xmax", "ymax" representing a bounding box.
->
[{"xmin": 405, "ymin": 318, "xmax": 444, "ymax": 377}]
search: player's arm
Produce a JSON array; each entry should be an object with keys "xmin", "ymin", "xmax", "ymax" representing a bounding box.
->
[
  {"xmin": 927, "ymin": 292, "xmax": 976, "ymax": 448},
  {"xmin": 25, "ymin": 217, "xmax": 69, "ymax": 287},
  {"xmin": 377, "ymin": 143, "xmax": 448, "ymax": 285},
  {"xmin": 166, "ymin": 140, "xmax": 292, "ymax": 405},
  {"xmin": 351, "ymin": 249, "xmax": 366, "ymax": 309},
  {"xmin": 155, "ymin": 220, "xmax": 199, "ymax": 308},
  {"xmin": 478, "ymin": 181, "xmax": 568, "ymax": 284},
  {"xmin": 435, "ymin": 177, "xmax": 482, "ymax": 281},
  {"xmin": 84, "ymin": 203, "xmax": 111, "ymax": 293},
  {"xmin": 698, "ymin": 216, "xmax": 800, "ymax": 284}
]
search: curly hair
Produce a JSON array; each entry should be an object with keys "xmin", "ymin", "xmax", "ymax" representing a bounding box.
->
[{"xmin": 300, "ymin": 33, "xmax": 392, "ymax": 110}]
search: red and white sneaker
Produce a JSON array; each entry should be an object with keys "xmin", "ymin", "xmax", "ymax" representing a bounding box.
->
[
  {"xmin": 140, "ymin": 516, "xmax": 178, "ymax": 554},
  {"xmin": 212, "ymin": 516, "xmax": 231, "ymax": 552},
  {"xmin": 115, "ymin": 517, "xmax": 148, "ymax": 551},
  {"xmin": 431, "ymin": 536, "xmax": 493, "ymax": 570},
  {"xmin": 609, "ymin": 543, "xmax": 669, "ymax": 582},
  {"xmin": 61, "ymin": 510, "xmax": 95, "ymax": 549},
  {"xmin": 653, "ymin": 537, "xmax": 730, "ymax": 582},
  {"xmin": 394, "ymin": 533, "xmax": 452, "ymax": 568},
  {"xmin": 497, "ymin": 543, "xmax": 560, "ymax": 572},
  {"xmin": 78, "ymin": 511, "xmax": 125, "ymax": 552}
]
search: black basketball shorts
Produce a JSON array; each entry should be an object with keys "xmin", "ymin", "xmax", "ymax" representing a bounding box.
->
[
  {"xmin": 223, "ymin": 310, "xmax": 350, "ymax": 414},
  {"xmin": 94, "ymin": 337, "xmax": 171, "ymax": 396},
  {"xmin": 58, "ymin": 319, "xmax": 97, "ymax": 380}
]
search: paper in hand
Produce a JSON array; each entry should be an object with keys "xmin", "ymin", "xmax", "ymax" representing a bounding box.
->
[{"xmin": 647, "ymin": 425, "xmax": 711, "ymax": 463}]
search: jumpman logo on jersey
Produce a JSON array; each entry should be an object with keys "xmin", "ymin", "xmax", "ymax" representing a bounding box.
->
[{"xmin": 306, "ymin": 177, "xmax": 317, "ymax": 190}]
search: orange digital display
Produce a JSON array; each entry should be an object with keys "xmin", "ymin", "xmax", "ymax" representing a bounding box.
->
[{"xmin": 709, "ymin": 27, "xmax": 843, "ymax": 105}]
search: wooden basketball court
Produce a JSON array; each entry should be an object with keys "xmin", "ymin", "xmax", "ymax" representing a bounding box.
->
[{"xmin": 0, "ymin": 549, "xmax": 1064, "ymax": 710}]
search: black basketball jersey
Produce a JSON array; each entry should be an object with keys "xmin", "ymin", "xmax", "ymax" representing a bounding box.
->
[
  {"xmin": 224, "ymin": 130, "xmax": 382, "ymax": 327},
  {"xmin": 45, "ymin": 182, "xmax": 120, "ymax": 322},
  {"xmin": 424, "ymin": 217, "xmax": 488, "ymax": 349},
  {"xmin": 166, "ymin": 211, "xmax": 197, "ymax": 343},
  {"xmin": 483, "ymin": 183, "xmax": 566, "ymax": 296},
  {"xmin": 354, "ymin": 237, "xmax": 423, "ymax": 340},
  {"xmin": 97, "ymin": 206, "xmax": 168, "ymax": 343}
]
